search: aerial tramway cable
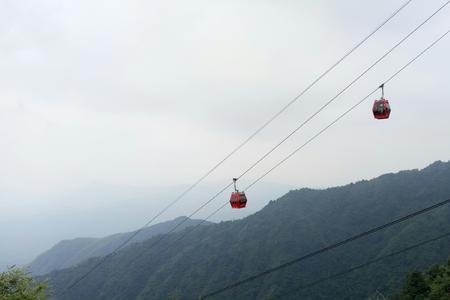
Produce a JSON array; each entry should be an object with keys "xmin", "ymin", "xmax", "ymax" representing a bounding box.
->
[
  {"xmin": 60, "ymin": 0, "xmax": 422, "ymax": 292},
  {"xmin": 109, "ymin": 20, "xmax": 450, "ymax": 295},
  {"xmin": 145, "ymin": 0, "xmax": 448, "ymax": 242},
  {"xmin": 108, "ymin": 0, "xmax": 415, "ymax": 249},
  {"xmin": 234, "ymin": 0, "xmax": 449, "ymax": 185},
  {"xmin": 65, "ymin": 4, "xmax": 448, "ymax": 294},
  {"xmin": 105, "ymin": 0, "xmax": 414, "ymax": 244},
  {"xmin": 132, "ymin": 1, "xmax": 450, "ymax": 251},
  {"xmin": 199, "ymin": 197, "xmax": 450, "ymax": 299},
  {"xmin": 152, "ymin": 27, "xmax": 450, "ymax": 258},
  {"xmin": 274, "ymin": 231, "xmax": 450, "ymax": 299}
]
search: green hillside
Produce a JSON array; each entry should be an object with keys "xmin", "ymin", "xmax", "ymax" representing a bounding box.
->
[
  {"xmin": 29, "ymin": 217, "xmax": 211, "ymax": 276},
  {"xmin": 46, "ymin": 161, "xmax": 450, "ymax": 299}
]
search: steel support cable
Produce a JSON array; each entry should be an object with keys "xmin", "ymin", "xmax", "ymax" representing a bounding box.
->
[
  {"xmin": 62, "ymin": 182, "xmax": 233, "ymax": 293},
  {"xmin": 143, "ymin": 21, "xmax": 448, "ymax": 281},
  {"xmin": 59, "ymin": 1, "xmax": 415, "ymax": 293},
  {"xmin": 67, "ymin": 15, "xmax": 431, "ymax": 290},
  {"xmin": 105, "ymin": 0, "xmax": 415, "ymax": 254},
  {"xmin": 171, "ymin": 0, "xmax": 450, "ymax": 246},
  {"xmin": 236, "ymin": 0, "xmax": 450, "ymax": 182},
  {"xmin": 244, "ymin": 28, "xmax": 450, "ymax": 192},
  {"xmin": 199, "ymin": 197, "xmax": 450, "ymax": 299},
  {"xmin": 105, "ymin": 0, "xmax": 414, "ymax": 258},
  {"xmin": 127, "ymin": 25, "xmax": 450, "ymax": 296},
  {"xmin": 111, "ymin": 17, "xmax": 449, "ymax": 268},
  {"xmin": 155, "ymin": 24, "xmax": 450, "ymax": 255},
  {"xmin": 274, "ymin": 231, "xmax": 450, "ymax": 299},
  {"xmin": 61, "ymin": 2, "xmax": 417, "ymax": 293},
  {"xmin": 226, "ymin": 0, "xmax": 415, "ymax": 181}
]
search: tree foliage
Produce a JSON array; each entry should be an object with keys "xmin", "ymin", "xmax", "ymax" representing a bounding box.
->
[
  {"xmin": 0, "ymin": 267, "xmax": 47, "ymax": 300},
  {"xmin": 394, "ymin": 257, "xmax": 450, "ymax": 300}
]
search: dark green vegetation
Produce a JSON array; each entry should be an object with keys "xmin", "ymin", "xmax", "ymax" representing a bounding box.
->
[
  {"xmin": 45, "ymin": 161, "xmax": 450, "ymax": 299},
  {"xmin": 29, "ymin": 217, "xmax": 211, "ymax": 276},
  {"xmin": 394, "ymin": 258, "xmax": 450, "ymax": 300},
  {"xmin": 0, "ymin": 267, "xmax": 47, "ymax": 300}
]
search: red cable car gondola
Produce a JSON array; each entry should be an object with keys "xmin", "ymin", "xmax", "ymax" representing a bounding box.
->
[
  {"xmin": 373, "ymin": 83, "xmax": 391, "ymax": 120},
  {"xmin": 229, "ymin": 178, "xmax": 247, "ymax": 209}
]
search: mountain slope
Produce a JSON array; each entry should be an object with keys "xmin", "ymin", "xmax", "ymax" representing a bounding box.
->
[
  {"xmin": 29, "ymin": 217, "xmax": 211, "ymax": 276},
  {"xmin": 47, "ymin": 160, "xmax": 450, "ymax": 300},
  {"xmin": 1, "ymin": 181, "xmax": 292, "ymax": 271}
]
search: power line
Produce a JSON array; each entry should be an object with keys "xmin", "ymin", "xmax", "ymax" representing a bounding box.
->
[
  {"xmin": 244, "ymin": 27, "xmax": 450, "ymax": 192},
  {"xmin": 115, "ymin": 0, "xmax": 414, "ymax": 254},
  {"xmin": 199, "ymin": 197, "xmax": 450, "ymax": 299},
  {"xmin": 148, "ymin": 0, "xmax": 448, "ymax": 253},
  {"xmin": 61, "ymin": 2, "xmax": 413, "ymax": 293},
  {"xmin": 166, "ymin": 28, "xmax": 450, "ymax": 254},
  {"xmin": 236, "ymin": 0, "xmax": 449, "ymax": 183},
  {"xmin": 124, "ymin": 25, "xmax": 450, "ymax": 275},
  {"xmin": 65, "ymin": 22, "xmax": 449, "ymax": 298},
  {"xmin": 274, "ymin": 231, "xmax": 450, "ymax": 299},
  {"xmin": 195, "ymin": 13, "xmax": 450, "ymax": 299},
  {"xmin": 62, "ymin": 183, "xmax": 233, "ymax": 292},
  {"xmin": 122, "ymin": 0, "xmax": 415, "ymax": 246}
]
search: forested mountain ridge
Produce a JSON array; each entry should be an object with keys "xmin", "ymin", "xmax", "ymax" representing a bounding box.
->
[
  {"xmin": 46, "ymin": 160, "xmax": 450, "ymax": 300},
  {"xmin": 29, "ymin": 217, "xmax": 211, "ymax": 276}
]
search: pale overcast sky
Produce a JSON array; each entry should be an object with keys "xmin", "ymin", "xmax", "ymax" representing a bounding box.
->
[
  {"xmin": 0, "ymin": 1, "xmax": 449, "ymax": 260},
  {"xmin": 1, "ymin": 0, "xmax": 449, "ymax": 192}
]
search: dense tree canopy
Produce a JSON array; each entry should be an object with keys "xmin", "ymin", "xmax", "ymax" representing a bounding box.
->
[
  {"xmin": 394, "ymin": 258, "xmax": 450, "ymax": 300},
  {"xmin": 0, "ymin": 267, "xmax": 47, "ymax": 300}
]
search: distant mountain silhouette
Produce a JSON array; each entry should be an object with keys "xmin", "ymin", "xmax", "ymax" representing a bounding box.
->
[
  {"xmin": 29, "ymin": 217, "xmax": 211, "ymax": 275},
  {"xmin": 0, "ymin": 181, "xmax": 292, "ymax": 271},
  {"xmin": 46, "ymin": 160, "xmax": 450, "ymax": 300}
]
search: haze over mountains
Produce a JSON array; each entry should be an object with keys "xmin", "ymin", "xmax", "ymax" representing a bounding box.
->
[
  {"xmin": 27, "ymin": 217, "xmax": 213, "ymax": 276},
  {"xmin": 2, "ymin": 1, "xmax": 450, "ymax": 299},
  {"xmin": 0, "ymin": 181, "xmax": 292, "ymax": 271},
  {"xmin": 42, "ymin": 160, "xmax": 450, "ymax": 300}
]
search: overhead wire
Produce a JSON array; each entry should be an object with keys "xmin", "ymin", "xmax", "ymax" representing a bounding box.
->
[
  {"xmin": 61, "ymin": 1, "xmax": 414, "ymax": 293},
  {"xmin": 274, "ymin": 231, "xmax": 450, "ymax": 299},
  {"xmin": 199, "ymin": 197, "xmax": 450, "ymax": 299},
  {"xmin": 106, "ymin": 3, "xmax": 450, "ymax": 285},
  {"xmin": 235, "ymin": 0, "xmax": 449, "ymax": 183},
  {"xmin": 244, "ymin": 30, "xmax": 450, "ymax": 192},
  {"xmin": 170, "ymin": 30, "xmax": 450, "ymax": 293},
  {"xmin": 112, "ymin": 5, "xmax": 448, "ymax": 276},
  {"xmin": 124, "ymin": 19, "xmax": 449, "ymax": 281},
  {"xmin": 62, "ymin": 183, "xmax": 233, "ymax": 292},
  {"xmin": 145, "ymin": 12, "xmax": 450, "ymax": 254},
  {"xmin": 146, "ymin": 0, "xmax": 447, "ymax": 246},
  {"xmin": 106, "ymin": 0, "xmax": 415, "ymax": 255}
]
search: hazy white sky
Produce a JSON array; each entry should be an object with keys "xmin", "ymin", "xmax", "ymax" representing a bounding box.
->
[
  {"xmin": 1, "ymin": 0, "xmax": 449, "ymax": 199},
  {"xmin": 1, "ymin": 0, "xmax": 450, "ymax": 267}
]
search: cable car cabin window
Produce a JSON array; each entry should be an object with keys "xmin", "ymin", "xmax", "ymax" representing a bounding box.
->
[
  {"xmin": 240, "ymin": 193, "xmax": 247, "ymax": 201},
  {"xmin": 377, "ymin": 103, "xmax": 385, "ymax": 114},
  {"xmin": 372, "ymin": 99, "xmax": 391, "ymax": 119},
  {"xmin": 373, "ymin": 100, "xmax": 389, "ymax": 115}
]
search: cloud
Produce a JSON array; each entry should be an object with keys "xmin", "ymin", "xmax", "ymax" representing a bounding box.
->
[{"xmin": 0, "ymin": 0, "xmax": 449, "ymax": 192}]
